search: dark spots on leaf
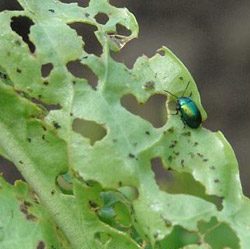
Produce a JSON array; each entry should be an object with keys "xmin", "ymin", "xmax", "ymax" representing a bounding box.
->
[
  {"xmin": 181, "ymin": 159, "xmax": 184, "ymax": 167},
  {"xmin": 153, "ymin": 232, "xmax": 159, "ymax": 239},
  {"xmin": 42, "ymin": 125, "xmax": 47, "ymax": 131},
  {"xmin": 169, "ymin": 144, "xmax": 175, "ymax": 149},
  {"xmin": 37, "ymin": 241, "xmax": 45, "ymax": 249},
  {"xmin": 197, "ymin": 152, "xmax": 204, "ymax": 158},
  {"xmin": 173, "ymin": 151, "xmax": 179, "ymax": 156},
  {"xmin": 70, "ymin": 112, "xmax": 73, "ymax": 117},
  {"xmin": 194, "ymin": 142, "xmax": 198, "ymax": 146},
  {"xmin": 82, "ymin": 55, "xmax": 88, "ymax": 59},
  {"xmin": 42, "ymin": 135, "xmax": 45, "ymax": 140},
  {"xmin": 168, "ymin": 167, "xmax": 172, "ymax": 170},
  {"xmin": 19, "ymin": 160, "xmax": 23, "ymax": 164},
  {"xmin": 89, "ymin": 200, "xmax": 98, "ymax": 209},
  {"xmin": 53, "ymin": 121, "xmax": 61, "ymax": 129},
  {"xmin": 164, "ymin": 219, "xmax": 172, "ymax": 227},
  {"xmin": 51, "ymin": 190, "xmax": 55, "ymax": 195},
  {"xmin": 203, "ymin": 158, "xmax": 208, "ymax": 162},
  {"xmin": 210, "ymin": 165, "xmax": 216, "ymax": 170},
  {"xmin": 27, "ymin": 138, "xmax": 31, "ymax": 143},
  {"xmin": 168, "ymin": 155, "xmax": 173, "ymax": 162},
  {"xmin": 167, "ymin": 127, "xmax": 174, "ymax": 133},
  {"xmin": 144, "ymin": 81, "xmax": 155, "ymax": 90},
  {"xmin": 20, "ymin": 202, "xmax": 37, "ymax": 221},
  {"xmin": 118, "ymin": 181, "xmax": 122, "ymax": 187},
  {"xmin": 179, "ymin": 76, "xmax": 184, "ymax": 80},
  {"xmin": 72, "ymin": 80, "xmax": 76, "ymax": 85},
  {"xmin": 38, "ymin": 94, "xmax": 42, "ymax": 99},
  {"xmin": 0, "ymin": 72, "xmax": 8, "ymax": 79},
  {"xmin": 16, "ymin": 68, "xmax": 22, "ymax": 73},
  {"xmin": 214, "ymin": 179, "xmax": 220, "ymax": 183},
  {"xmin": 145, "ymin": 131, "xmax": 150, "ymax": 135},
  {"xmin": 15, "ymin": 40, "xmax": 21, "ymax": 46},
  {"xmin": 128, "ymin": 153, "xmax": 135, "ymax": 158},
  {"xmin": 43, "ymin": 81, "xmax": 49, "ymax": 86},
  {"xmin": 85, "ymin": 13, "xmax": 90, "ymax": 18},
  {"xmin": 181, "ymin": 131, "xmax": 191, "ymax": 136},
  {"xmin": 48, "ymin": 9, "xmax": 55, "ymax": 13}
]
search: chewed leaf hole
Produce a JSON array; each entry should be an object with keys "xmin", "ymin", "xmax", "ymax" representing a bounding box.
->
[
  {"xmin": 10, "ymin": 16, "xmax": 35, "ymax": 53},
  {"xmin": 121, "ymin": 94, "xmax": 167, "ymax": 128},
  {"xmin": 198, "ymin": 217, "xmax": 240, "ymax": 249},
  {"xmin": 67, "ymin": 60, "xmax": 98, "ymax": 89},
  {"xmin": 56, "ymin": 172, "xmax": 73, "ymax": 195},
  {"xmin": 95, "ymin": 12, "xmax": 109, "ymax": 25},
  {"xmin": 68, "ymin": 22, "xmax": 102, "ymax": 56},
  {"xmin": 0, "ymin": 0, "xmax": 23, "ymax": 11},
  {"xmin": 0, "ymin": 156, "xmax": 23, "ymax": 184},
  {"xmin": 116, "ymin": 23, "xmax": 132, "ymax": 36},
  {"xmin": 72, "ymin": 118, "xmax": 107, "ymax": 145},
  {"xmin": 151, "ymin": 157, "xmax": 223, "ymax": 210},
  {"xmin": 158, "ymin": 225, "xmax": 199, "ymax": 248},
  {"xmin": 41, "ymin": 63, "xmax": 53, "ymax": 78},
  {"xmin": 94, "ymin": 232, "xmax": 111, "ymax": 245}
]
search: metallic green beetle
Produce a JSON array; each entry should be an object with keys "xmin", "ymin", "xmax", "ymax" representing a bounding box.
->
[{"xmin": 165, "ymin": 81, "xmax": 202, "ymax": 129}]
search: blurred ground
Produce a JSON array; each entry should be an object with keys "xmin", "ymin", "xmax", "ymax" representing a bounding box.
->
[{"xmin": 1, "ymin": 0, "xmax": 250, "ymax": 195}]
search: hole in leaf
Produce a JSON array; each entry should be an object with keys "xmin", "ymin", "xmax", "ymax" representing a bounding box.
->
[
  {"xmin": 56, "ymin": 172, "xmax": 73, "ymax": 195},
  {"xmin": 66, "ymin": 60, "xmax": 98, "ymax": 89},
  {"xmin": 151, "ymin": 157, "xmax": 223, "ymax": 210},
  {"xmin": 0, "ymin": 156, "xmax": 23, "ymax": 184},
  {"xmin": 120, "ymin": 94, "xmax": 167, "ymax": 128},
  {"xmin": 198, "ymin": 217, "xmax": 240, "ymax": 249},
  {"xmin": 0, "ymin": 0, "xmax": 23, "ymax": 11},
  {"xmin": 94, "ymin": 232, "xmax": 111, "ymax": 245},
  {"xmin": 95, "ymin": 12, "xmax": 109, "ymax": 25},
  {"xmin": 116, "ymin": 23, "xmax": 131, "ymax": 36},
  {"xmin": 41, "ymin": 63, "xmax": 53, "ymax": 78},
  {"xmin": 68, "ymin": 22, "xmax": 102, "ymax": 56},
  {"xmin": 158, "ymin": 225, "xmax": 200, "ymax": 249},
  {"xmin": 10, "ymin": 16, "xmax": 35, "ymax": 53},
  {"xmin": 72, "ymin": 118, "xmax": 107, "ymax": 145}
]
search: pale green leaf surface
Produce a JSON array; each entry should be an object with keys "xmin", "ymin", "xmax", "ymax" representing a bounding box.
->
[{"xmin": 0, "ymin": 0, "xmax": 249, "ymax": 249}]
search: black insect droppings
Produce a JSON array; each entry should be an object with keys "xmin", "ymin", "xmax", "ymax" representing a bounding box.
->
[
  {"xmin": 188, "ymin": 152, "xmax": 195, "ymax": 158},
  {"xmin": 194, "ymin": 142, "xmax": 198, "ymax": 146},
  {"xmin": 203, "ymin": 158, "xmax": 208, "ymax": 162},
  {"xmin": 82, "ymin": 55, "xmax": 88, "ymax": 59},
  {"xmin": 37, "ymin": 240, "xmax": 45, "ymax": 249},
  {"xmin": 167, "ymin": 127, "xmax": 174, "ymax": 133},
  {"xmin": 51, "ymin": 190, "xmax": 55, "ymax": 195},
  {"xmin": 85, "ymin": 13, "xmax": 90, "ymax": 17},
  {"xmin": 42, "ymin": 135, "xmax": 45, "ymax": 140},
  {"xmin": 128, "ymin": 153, "xmax": 135, "ymax": 158},
  {"xmin": 179, "ymin": 76, "xmax": 183, "ymax": 81},
  {"xmin": 0, "ymin": 72, "xmax": 7, "ymax": 79},
  {"xmin": 214, "ymin": 179, "xmax": 220, "ymax": 183},
  {"xmin": 173, "ymin": 151, "xmax": 179, "ymax": 156},
  {"xmin": 48, "ymin": 9, "xmax": 55, "ymax": 13},
  {"xmin": 53, "ymin": 121, "xmax": 61, "ymax": 129},
  {"xmin": 164, "ymin": 219, "xmax": 172, "ymax": 227},
  {"xmin": 181, "ymin": 131, "xmax": 191, "ymax": 136},
  {"xmin": 169, "ymin": 144, "xmax": 175, "ymax": 149},
  {"xmin": 144, "ymin": 81, "xmax": 155, "ymax": 90},
  {"xmin": 197, "ymin": 152, "xmax": 204, "ymax": 158},
  {"xmin": 70, "ymin": 112, "xmax": 73, "ymax": 116},
  {"xmin": 42, "ymin": 125, "xmax": 47, "ymax": 131},
  {"xmin": 16, "ymin": 68, "xmax": 22, "ymax": 73},
  {"xmin": 118, "ymin": 181, "xmax": 122, "ymax": 187},
  {"xmin": 27, "ymin": 138, "xmax": 31, "ymax": 143},
  {"xmin": 145, "ymin": 131, "xmax": 150, "ymax": 135},
  {"xmin": 153, "ymin": 232, "xmax": 159, "ymax": 239},
  {"xmin": 72, "ymin": 80, "xmax": 76, "ymax": 85},
  {"xmin": 15, "ymin": 40, "xmax": 21, "ymax": 46},
  {"xmin": 20, "ymin": 202, "xmax": 37, "ymax": 221},
  {"xmin": 38, "ymin": 94, "xmax": 42, "ymax": 99},
  {"xmin": 19, "ymin": 160, "xmax": 23, "ymax": 164},
  {"xmin": 210, "ymin": 166, "xmax": 215, "ymax": 170},
  {"xmin": 89, "ymin": 200, "xmax": 98, "ymax": 209},
  {"xmin": 181, "ymin": 159, "xmax": 184, "ymax": 167},
  {"xmin": 168, "ymin": 155, "xmax": 173, "ymax": 162},
  {"xmin": 43, "ymin": 81, "xmax": 49, "ymax": 86}
]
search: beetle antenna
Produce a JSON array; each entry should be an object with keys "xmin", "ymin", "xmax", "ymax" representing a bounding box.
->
[
  {"xmin": 164, "ymin": 90, "xmax": 178, "ymax": 99},
  {"xmin": 182, "ymin": 81, "xmax": 190, "ymax": 97}
]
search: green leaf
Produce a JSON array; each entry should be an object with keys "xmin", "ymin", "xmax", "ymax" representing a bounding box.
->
[{"xmin": 0, "ymin": 0, "xmax": 249, "ymax": 248}]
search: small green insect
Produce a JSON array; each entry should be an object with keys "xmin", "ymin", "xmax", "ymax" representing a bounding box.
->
[{"xmin": 164, "ymin": 81, "xmax": 202, "ymax": 129}]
